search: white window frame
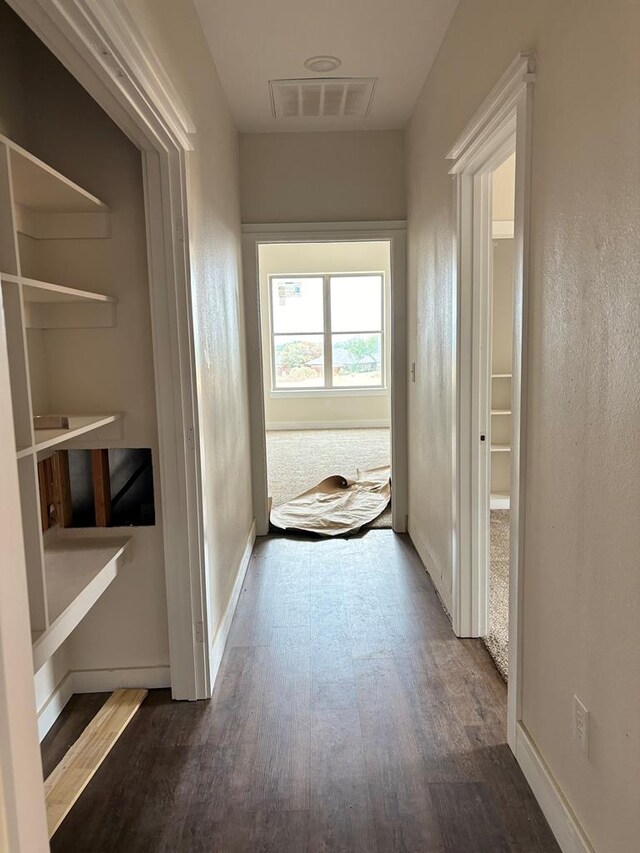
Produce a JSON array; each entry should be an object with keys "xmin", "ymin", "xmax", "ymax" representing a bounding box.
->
[{"xmin": 268, "ymin": 271, "xmax": 386, "ymax": 395}]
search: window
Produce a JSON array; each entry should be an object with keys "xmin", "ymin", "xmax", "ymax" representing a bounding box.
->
[{"xmin": 269, "ymin": 273, "xmax": 384, "ymax": 391}]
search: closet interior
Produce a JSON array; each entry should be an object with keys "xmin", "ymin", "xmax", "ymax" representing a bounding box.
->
[{"xmin": 0, "ymin": 1, "xmax": 166, "ymax": 740}]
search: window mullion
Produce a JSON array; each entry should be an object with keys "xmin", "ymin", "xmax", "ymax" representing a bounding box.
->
[{"xmin": 323, "ymin": 274, "xmax": 332, "ymax": 388}]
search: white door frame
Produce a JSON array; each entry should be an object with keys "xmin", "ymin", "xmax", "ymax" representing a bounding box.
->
[
  {"xmin": 8, "ymin": 0, "xmax": 212, "ymax": 701},
  {"xmin": 0, "ymin": 310, "xmax": 49, "ymax": 852},
  {"xmin": 447, "ymin": 54, "xmax": 535, "ymax": 749},
  {"xmin": 242, "ymin": 221, "xmax": 408, "ymax": 536}
]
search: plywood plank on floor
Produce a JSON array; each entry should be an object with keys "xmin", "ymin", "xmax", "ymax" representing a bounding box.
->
[{"xmin": 45, "ymin": 687, "xmax": 147, "ymax": 838}]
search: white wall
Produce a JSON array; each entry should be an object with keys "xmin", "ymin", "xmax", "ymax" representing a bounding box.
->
[
  {"xmin": 406, "ymin": 1, "xmax": 640, "ymax": 850},
  {"xmin": 126, "ymin": 0, "xmax": 254, "ymax": 653},
  {"xmin": 259, "ymin": 241, "xmax": 391, "ymax": 429},
  {"xmin": 239, "ymin": 130, "xmax": 405, "ymax": 223}
]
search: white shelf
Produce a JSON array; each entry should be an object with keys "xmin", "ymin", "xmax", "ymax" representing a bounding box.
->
[
  {"xmin": 492, "ymin": 220, "xmax": 514, "ymax": 239},
  {"xmin": 491, "ymin": 409, "xmax": 512, "ymax": 415},
  {"xmin": 491, "ymin": 443, "xmax": 511, "ymax": 453},
  {"xmin": 21, "ymin": 277, "xmax": 115, "ymax": 304},
  {"xmin": 32, "ymin": 532, "xmax": 129, "ymax": 672},
  {"xmin": 4, "ymin": 135, "xmax": 108, "ymax": 214},
  {"xmin": 492, "ymin": 373, "xmax": 512, "ymax": 379},
  {"xmin": 490, "ymin": 492, "xmax": 511, "ymax": 510},
  {"xmin": 17, "ymin": 413, "xmax": 123, "ymax": 458}
]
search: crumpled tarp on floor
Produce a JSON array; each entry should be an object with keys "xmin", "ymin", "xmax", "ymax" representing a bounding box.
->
[{"xmin": 270, "ymin": 466, "xmax": 391, "ymax": 537}]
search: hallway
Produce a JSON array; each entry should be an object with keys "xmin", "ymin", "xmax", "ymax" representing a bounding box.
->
[{"xmin": 45, "ymin": 532, "xmax": 558, "ymax": 852}]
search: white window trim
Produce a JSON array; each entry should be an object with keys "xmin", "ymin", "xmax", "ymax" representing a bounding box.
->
[
  {"xmin": 270, "ymin": 388, "xmax": 390, "ymax": 398},
  {"xmin": 268, "ymin": 271, "xmax": 387, "ymax": 394}
]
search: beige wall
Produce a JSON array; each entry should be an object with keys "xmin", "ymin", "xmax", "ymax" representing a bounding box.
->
[
  {"xmin": 491, "ymin": 239, "xmax": 514, "ymax": 375},
  {"xmin": 259, "ymin": 242, "xmax": 391, "ymax": 429},
  {"xmin": 492, "ymin": 153, "xmax": 516, "ymax": 223},
  {"xmin": 127, "ymin": 0, "xmax": 253, "ymax": 648},
  {"xmin": 406, "ymin": 1, "xmax": 640, "ymax": 850},
  {"xmin": 239, "ymin": 130, "xmax": 405, "ymax": 223}
]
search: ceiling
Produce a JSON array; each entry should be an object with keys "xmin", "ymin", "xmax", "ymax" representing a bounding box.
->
[{"xmin": 193, "ymin": 0, "xmax": 460, "ymax": 133}]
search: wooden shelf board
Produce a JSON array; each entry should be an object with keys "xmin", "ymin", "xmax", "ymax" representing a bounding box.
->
[
  {"xmin": 4, "ymin": 136, "xmax": 108, "ymax": 214},
  {"xmin": 491, "ymin": 444, "xmax": 511, "ymax": 452},
  {"xmin": 29, "ymin": 414, "xmax": 122, "ymax": 455},
  {"xmin": 21, "ymin": 277, "xmax": 115, "ymax": 305},
  {"xmin": 33, "ymin": 532, "xmax": 129, "ymax": 673}
]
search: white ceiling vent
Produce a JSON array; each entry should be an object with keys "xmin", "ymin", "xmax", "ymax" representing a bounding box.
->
[{"xmin": 269, "ymin": 78, "xmax": 376, "ymax": 120}]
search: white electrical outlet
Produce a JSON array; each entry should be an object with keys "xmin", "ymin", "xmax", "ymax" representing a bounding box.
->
[{"xmin": 574, "ymin": 695, "xmax": 590, "ymax": 757}]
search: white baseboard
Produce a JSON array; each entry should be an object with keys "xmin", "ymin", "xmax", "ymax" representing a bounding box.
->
[
  {"xmin": 407, "ymin": 523, "xmax": 452, "ymax": 619},
  {"xmin": 72, "ymin": 665, "xmax": 171, "ymax": 693},
  {"xmin": 37, "ymin": 672, "xmax": 75, "ymax": 741},
  {"xmin": 515, "ymin": 722, "xmax": 594, "ymax": 853},
  {"xmin": 37, "ymin": 665, "xmax": 171, "ymax": 741},
  {"xmin": 266, "ymin": 420, "xmax": 391, "ymax": 431},
  {"xmin": 209, "ymin": 519, "xmax": 256, "ymax": 687}
]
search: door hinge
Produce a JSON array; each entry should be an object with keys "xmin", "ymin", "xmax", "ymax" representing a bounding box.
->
[{"xmin": 194, "ymin": 621, "xmax": 204, "ymax": 643}]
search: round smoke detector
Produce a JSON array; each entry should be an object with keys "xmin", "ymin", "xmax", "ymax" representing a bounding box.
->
[{"xmin": 304, "ymin": 55, "xmax": 342, "ymax": 73}]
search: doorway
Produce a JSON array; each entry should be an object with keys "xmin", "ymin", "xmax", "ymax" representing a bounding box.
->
[
  {"xmin": 484, "ymin": 153, "xmax": 516, "ymax": 679},
  {"xmin": 242, "ymin": 223, "xmax": 408, "ymax": 537},
  {"xmin": 447, "ymin": 53, "xmax": 534, "ymax": 749},
  {"xmin": 257, "ymin": 241, "xmax": 392, "ymax": 530}
]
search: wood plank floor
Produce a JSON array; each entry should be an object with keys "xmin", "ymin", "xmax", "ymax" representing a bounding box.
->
[{"xmin": 44, "ymin": 531, "xmax": 559, "ymax": 852}]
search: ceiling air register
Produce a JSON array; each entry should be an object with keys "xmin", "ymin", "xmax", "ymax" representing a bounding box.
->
[{"xmin": 269, "ymin": 77, "xmax": 377, "ymax": 119}]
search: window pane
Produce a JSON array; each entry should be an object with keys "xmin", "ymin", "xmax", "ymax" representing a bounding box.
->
[
  {"xmin": 330, "ymin": 275, "xmax": 382, "ymax": 332},
  {"xmin": 273, "ymin": 334, "xmax": 324, "ymax": 388},
  {"xmin": 331, "ymin": 333, "xmax": 382, "ymax": 387},
  {"xmin": 271, "ymin": 277, "xmax": 323, "ymax": 333}
]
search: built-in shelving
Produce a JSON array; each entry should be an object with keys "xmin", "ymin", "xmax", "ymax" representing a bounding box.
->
[
  {"xmin": 490, "ymin": 492, "xmax": 511, "ymax": 510},
  {"xmin": 492, "ymin": 220, "xmax": 514, "ymax": 240},
  {"xmin": 1, "ymin": 273, "xmax": 117, "ymax": 329},
  {"xmin": 32, "ymin": 532, "xmax": 129, "ymax": 672},
  {"xmin": 6, "ymin": 135, "xmax": 108, "ymax": 214},
  {"xmin": 16, "ymin": 413, "xmax": 123, "ymax": 459},
  {"xmin": 21, "ymin": 277, "xmax": 115, "ymax": 305},
  {"xmin": 491, "ymin": 409, "xmax": 511, "ymax": 416},
  {"xmin": 0, "ymin": 133, "xmax": 126, "ymax": 685},
  {"xmin": 491, "ymin": 373, "xmax": 512, "ymax": 379},
  {"xmin": 491, "ymin": 443, "xmax": 511, "ymax": 453}
]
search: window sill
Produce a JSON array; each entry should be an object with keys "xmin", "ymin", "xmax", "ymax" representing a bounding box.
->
[{"xmin": 270, "ymin": 387, "xmax": 389, "ymax": 399}]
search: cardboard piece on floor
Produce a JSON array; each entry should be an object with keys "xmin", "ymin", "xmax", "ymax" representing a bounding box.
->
[
  {"xmin": 270, "ymin": 465, "xmax": 391, "ymax": 536},
  {"xmin": 44, "ymin": 687, "xmax": 147, "ymax": 838}
]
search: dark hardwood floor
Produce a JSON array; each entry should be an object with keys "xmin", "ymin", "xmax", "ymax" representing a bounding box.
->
[{"xmin": 43, "ymin": 531, "xmax": 559, "ymax": 852}]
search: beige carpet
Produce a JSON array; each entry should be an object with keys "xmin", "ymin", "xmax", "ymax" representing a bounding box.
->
[
  {"xmin": 266, "ymin": 428, "xmax": 392, "ymax": 530},
  {"xmin": 484, "ymin": 509, "xmax": 510, "ymax": 680}
]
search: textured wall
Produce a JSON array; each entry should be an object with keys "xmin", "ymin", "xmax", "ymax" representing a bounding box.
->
[
  {"xmin": 406, "ymin": 1, "xmax": 640, "ymax": 849},
  {"xmin": 239, "ymin": 130, "xmax": 405, "ymax": 223},
  {"xmin": 127, "ymin": 0, "xmax": 253, "ymax": 652}
]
